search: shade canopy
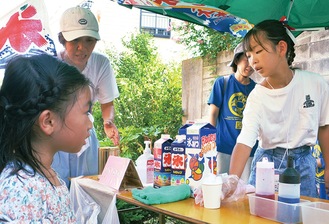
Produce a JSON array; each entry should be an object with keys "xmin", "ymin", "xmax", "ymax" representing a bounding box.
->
[{"xmin": 117, "ymin": 0, "xmax": 329, "ymax": 37}]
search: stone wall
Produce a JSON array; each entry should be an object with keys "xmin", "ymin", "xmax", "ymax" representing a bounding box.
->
[{"xmin": 181, "ymin": 30, "xmax": 329, "ymax": 123}]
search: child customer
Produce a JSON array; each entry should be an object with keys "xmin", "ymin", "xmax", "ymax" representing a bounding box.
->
[
  {"xmin": 229, "ymin": 19, "xmax": 329, "ymax": 198},
  {"xmin": 0, "ymin": 54, "xmax": 92, "ymax": 222}
]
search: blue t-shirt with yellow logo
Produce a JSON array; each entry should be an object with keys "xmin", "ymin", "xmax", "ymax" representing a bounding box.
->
[
  {"xmin": 311, "ymin": 141, "xmax": 328, "ymax": 199},
  {"xmin": 208, "ymin": 74, "xmax": 257, "ymax": 156}
]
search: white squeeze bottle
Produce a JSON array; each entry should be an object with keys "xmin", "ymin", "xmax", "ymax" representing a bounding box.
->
[
  {"xmin": 136, "ymin": 140, "xmax": 154, "ymax": 185},
  {"xmin": 255, "ymin": 157, "xmax": 275, "ymax": 200}
]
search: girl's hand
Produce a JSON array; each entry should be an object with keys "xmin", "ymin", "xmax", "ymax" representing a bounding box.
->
[{"xmin": 221, "ymin": 174, "xmax": 239, "ymax": 199}]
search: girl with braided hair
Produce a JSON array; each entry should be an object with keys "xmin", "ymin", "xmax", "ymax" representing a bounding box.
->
[
  {"xmin": 228, "ymin": 19, "xmax": 329, "ymax": 198},
  {"xmin": 0, "ymin": 53, "xmax": 92, "ymax": 222}
]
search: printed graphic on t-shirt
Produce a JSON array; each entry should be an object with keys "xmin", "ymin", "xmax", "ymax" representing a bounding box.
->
[
  {"xmin": 228, "ymin": 92, "xmax": 247, "ymax": 117},
  {"xmin": 235, "ymin": 121, "xmax": 242, "ymax": 129},
  {"xmin": 303, "ymin": 95, "xmax": 314, "ymax": 108}
]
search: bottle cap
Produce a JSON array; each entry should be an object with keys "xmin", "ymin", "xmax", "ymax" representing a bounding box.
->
[
  {"xmin": 279, "ymin": 155, "xmax": 300, "ymax": 184},
  {"xmin": 256, "ymin": 157, "xmax": 274, "ymax": 168}
]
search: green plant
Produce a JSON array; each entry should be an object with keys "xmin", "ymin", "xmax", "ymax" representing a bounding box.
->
[
  {"xmin": 92, "ymin": 31, "xmax": 185, "ymax": 224},
  {"xmin": 99, "ymin": 32, "xmax": 183, "ymax": 160},
  {"xmin": 117, "ymin": 200, "xmax": 188, "ymax": 224},
  {"xmin": 171, "ymin": 21, "xmax": 242, "ymax": 60}
]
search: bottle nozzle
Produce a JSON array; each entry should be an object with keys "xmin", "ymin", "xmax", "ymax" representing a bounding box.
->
[
  {"xmin": 279, "ymin": 155, "xmax": 300, "ymax": 184},
  {"xmin": 287, "ymin": 155, "xmax": 294, "ymax": 168},
  {"xmin": 144, "ymin": 140, "xmax": 151, "ymax": 154}
]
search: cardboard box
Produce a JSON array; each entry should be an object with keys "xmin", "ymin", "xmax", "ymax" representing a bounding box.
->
[
  {"xmin": 153, "ymin": 135, "xmax": 173, "ymax": 188},
  {"xmin": 178, "ymin": 122, "xmax": 194, "ymax": 135},
  {"xmin": 170, "ymin": 123, "xmax": 194, "ymax": 186},
  {"xmin": 185, "ymin": 123, "xmax": 217, "ymax": 194},
  {"xmin": 171, "ymin": 136, "xmax": 186, "ymax": 186}
]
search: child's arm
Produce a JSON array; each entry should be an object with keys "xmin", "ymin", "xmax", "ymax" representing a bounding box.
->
[
  {"xmin": 319, "ymin": 125, "xmax": 329, "ymax": 195},
  {"xmin": 317, "ymin": 157, "xmax": 326, "ymax": 169}
]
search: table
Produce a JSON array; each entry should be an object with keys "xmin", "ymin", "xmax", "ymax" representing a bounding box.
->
[
  {"xmin": 75, "ymin": 176, "xmax": 327, "ymax": 224},
  {"xmin": 117, "ymin": 190, "xmax": 277, "ymax": 224}
]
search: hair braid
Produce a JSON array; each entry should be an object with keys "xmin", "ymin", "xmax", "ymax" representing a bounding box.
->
[{"xmin": 2, "ymin": 86, "xmax": 62, "ymax": 119}]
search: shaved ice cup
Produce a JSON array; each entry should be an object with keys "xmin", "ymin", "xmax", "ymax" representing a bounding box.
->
[{"xmin": 202, "ymin": 174, "xmax": 223, "ymax": 209}]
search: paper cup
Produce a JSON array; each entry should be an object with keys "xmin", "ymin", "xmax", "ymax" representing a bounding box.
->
[{"xmin": 202, "ymin": 183, "xmax": 222, "ymax": 209}]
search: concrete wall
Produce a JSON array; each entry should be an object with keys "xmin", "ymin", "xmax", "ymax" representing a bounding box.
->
[
  {"xmin": 182, "ymin": 30, "xmax": 329, "ymax": 122},
  {"xmin": 294, "ymin": 30, "xmax": 329, "ymax": 80}
]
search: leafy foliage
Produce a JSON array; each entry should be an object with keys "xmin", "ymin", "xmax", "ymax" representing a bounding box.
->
[
  {"xmin": 94, "ymin": 32, "xmax": 183, "ymax": 162},
  {"xmin": 117, "ymin": 199, "xmax": 188, "ymax": 224},
  {"xmin": 92, "ymin": 31, "xmax": 184, "ymax": 224},
  {"xmin": 171, "ymin": 21, "xmax": 242, "ymax": 60}
]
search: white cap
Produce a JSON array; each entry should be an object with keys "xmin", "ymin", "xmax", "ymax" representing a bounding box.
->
[
  {"xmin": 227, "ymin": 42, "xmax": 244, "ymax": 67},
  {"xmin": 59, "ymin": 6, "xmax": 100, "ymax": 41},
  {"xmin": 256, "ymin": 157, "xmax": 274, "ymax": 168}
]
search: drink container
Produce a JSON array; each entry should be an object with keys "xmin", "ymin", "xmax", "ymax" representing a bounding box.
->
[
  {"xmin": 153, "ymin": 134, "xmax": 173, "ymax": 188},
  {"xmin": 170, "ymin": 135, "xmax": 186, "ymax": 186},
  {"xmin": 255, "ymin": 157, "xmax": 275, "ymax": 199},
  {"xmin": 255, "ymin": 157, "xmax": 275, "ymax": 217},
  {"xmin": 136, "ymin": 140, "xmax": 154, "ymax": 186},
  {"xmin": 277, "ymin": 155, "xmax": 301, "ymax": 223}
]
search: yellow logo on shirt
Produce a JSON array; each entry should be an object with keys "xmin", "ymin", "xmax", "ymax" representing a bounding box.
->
[
  {"xmin": 236, "ymin": 121, "xmax": 242, "ymax": 129},
  {"xmin": 228, "ymin": 92, "xmax": 247, "ymax": 117}
]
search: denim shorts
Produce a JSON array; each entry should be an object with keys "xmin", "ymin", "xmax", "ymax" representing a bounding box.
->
[{"xmin": 249, "ymin": 146, "xmax": 318, "ymax": 198}]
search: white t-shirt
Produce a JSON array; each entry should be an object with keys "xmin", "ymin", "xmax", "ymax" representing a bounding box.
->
[
  {"xmin": 237, "ymin": 69, "xmax": 329, "ymax": 149},
  {"xmin": 58, "ymin": 51, "xmax": 119, "ymax": 104}
]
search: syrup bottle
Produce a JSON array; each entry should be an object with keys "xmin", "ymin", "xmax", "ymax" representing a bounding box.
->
[
  {"xmin": 255, "ymin": 157, "xmax": 275, "ymax": 199},
  {"xmin": 277, "ymin": 155, "xmax": 301, "ymax": 223},
  {"xmin": 278, "ymin": 155, "xmax": 300, "ymax": 203},
  {"xmin": 255, "ymin": 157, "xmax": 275, "ymax": 218}
]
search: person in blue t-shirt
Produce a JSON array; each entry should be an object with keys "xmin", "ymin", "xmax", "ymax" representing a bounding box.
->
[
  {"xmin": 311, "ymin": 141, "xmax": 328, "ymax": 199},
  {"xmin": 208, "ymin": 42, "xmax": 258, "ymax": 183}
]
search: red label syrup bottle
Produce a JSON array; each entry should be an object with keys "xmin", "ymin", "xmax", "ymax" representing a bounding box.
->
[{"xmin": 255, "ymin": 157, "xmax": 275, "ymax": 218}]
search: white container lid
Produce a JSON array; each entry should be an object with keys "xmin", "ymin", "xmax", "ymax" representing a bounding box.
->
[{"xmin": 256, "ymin": 157, "xmax": 274, "ymax": 168}]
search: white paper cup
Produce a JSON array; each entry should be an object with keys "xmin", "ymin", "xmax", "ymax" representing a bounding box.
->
[{"xmin": 202, "ymin": 183, "xmax": 222, "ymax": 209}]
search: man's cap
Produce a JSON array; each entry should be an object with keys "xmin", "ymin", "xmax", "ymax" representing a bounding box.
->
[
  {"xmin": 59, "ymin": 6, "xmax": 100, "ymax": 41},
  {"xmin": 227, "ymin": 43, "xmax": 244, "ymax": 67}
]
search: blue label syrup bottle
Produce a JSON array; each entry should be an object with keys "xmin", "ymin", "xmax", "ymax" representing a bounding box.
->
[{"xmin": 277, "ymin": 155, "xmax": 301, "ymax": 223}]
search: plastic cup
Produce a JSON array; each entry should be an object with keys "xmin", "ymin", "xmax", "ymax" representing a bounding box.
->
[{"xmin": 202, "ymin": 182, "xmax": 222, "ymax": 209}]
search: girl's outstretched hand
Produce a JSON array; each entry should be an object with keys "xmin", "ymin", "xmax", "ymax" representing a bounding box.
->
[
  {"xmin": 221, "ymin": 174, "xmax": 239, "ymax": 200},
  {"xmin": 221, "ymin": 174, "xmax": 255, "ymax": 203}
]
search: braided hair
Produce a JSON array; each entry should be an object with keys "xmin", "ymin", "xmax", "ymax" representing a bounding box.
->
[
  {"xmin": 242, "ymin": 19, "xmax": 296, "ymax": 67},
  {"xmin": 0, "ymin": 54, "xmax": 90, "ymax": 179}
]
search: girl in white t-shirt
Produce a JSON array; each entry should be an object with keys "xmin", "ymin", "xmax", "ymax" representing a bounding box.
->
[{"xmin": 229, "ymin": 19, "xmax": 329, "ymax": 198}]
